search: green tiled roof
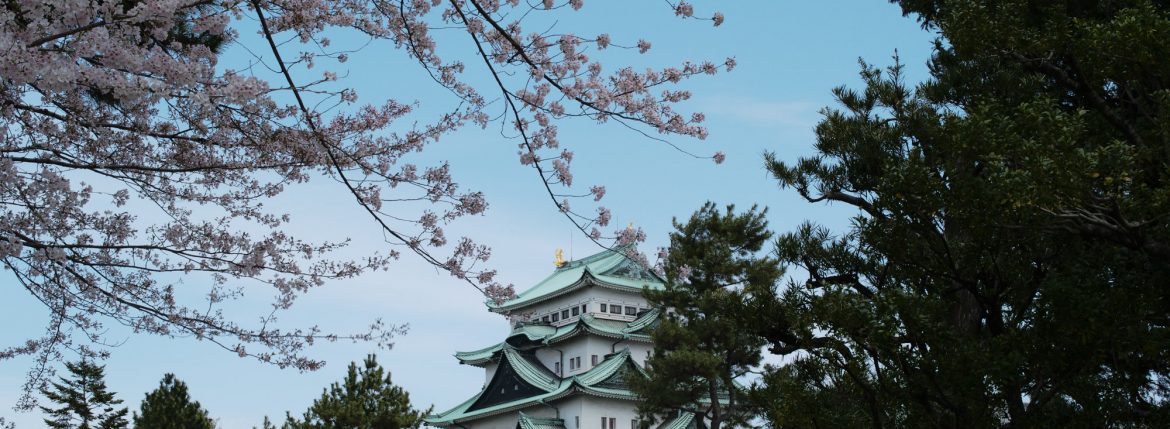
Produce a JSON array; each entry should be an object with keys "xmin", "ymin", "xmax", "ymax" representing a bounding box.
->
[
  {"xmin": 455, "ymin": 311, "xmax": 661, "ymax": 367},
  {"xmin": 487, "ymin": 247, "xmax": 665, "ymax": 312},
  {"xmin": 625, "ymin": 308, "xmax": 661, "ymax": 333},
  {"xmin": 508, "ymin": 323, "xmax": 558, "ymax": 343},
  {"xmin": 517, "ymin": 412, "xmax": 567, "ymax": 429},
  {"xmin": 573, "ymin": 348, "xmax": 643, "ymax": 386},
  {"xmin": 426, "ymin": 349, "xmax": 644, "ymax": 426},
  {"xmin": 502, "ymin": 348, "xmax": 560, "ymax": 392},
  {"xmin": 453, "ymin": 342, "xmax": 504, "ymax": 366},
  {"xmin": 657, "ymin": 412, "xmax": 697, "ymax": 429}
]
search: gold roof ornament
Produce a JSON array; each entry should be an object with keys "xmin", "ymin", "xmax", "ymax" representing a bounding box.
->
[{"xmin": 554, "ymin": 248, "xmax": 566, "ymax": 267}]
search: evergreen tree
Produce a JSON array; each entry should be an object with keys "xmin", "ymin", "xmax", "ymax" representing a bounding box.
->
[
  {"xmin": 756, "ymin": 0, "xmax": 1170, "ymax": 427},
  {"xmin": 40, "ymin": 360, "xmax": 129, "ymax": 429},
  {"xmin": 132, "ymin": 373, "xmax": 215, "ymax": 429},
  {"xmin": 274, "ymin": 355, "xmax": 429, "ymax": 429},
  {"xmin": 632, "ymin": 203, "xmax": 782, "ymax": 429}
]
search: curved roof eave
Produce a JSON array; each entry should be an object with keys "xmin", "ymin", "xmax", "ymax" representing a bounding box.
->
[{"xmin": 486, "ymin": 247, "xmax": 666, "ymax": 313}]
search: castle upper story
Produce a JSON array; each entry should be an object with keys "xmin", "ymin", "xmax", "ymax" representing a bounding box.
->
[{"xmin": 486, "ymin": 245, "xmax": 665, "ymax": 326}]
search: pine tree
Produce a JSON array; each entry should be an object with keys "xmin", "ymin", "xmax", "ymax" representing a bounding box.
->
[
  {"xmin": 275, "ymin": 355, "xmax": 430, "ymax": 429},
  {"xmin": 132, "ymin": 374, "xmax": 215, "ymax": 429},
  {"xmin": 40, "ymin": 360, "xmax": 129, "ymax": 429},
  {"xmin": 756, "ymin": 1, "xmax": 1170, "ymax": 426},
  {"xmin": 632, "ymin": 203, "xmax": 782, "ymax": 429}
]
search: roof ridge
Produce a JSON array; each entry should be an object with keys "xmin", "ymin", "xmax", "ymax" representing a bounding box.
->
[
  {"xmin": 573, "ymin": 347, "xmax": 634, "ymax": 386},
  {"xmin": 656, "ymin": 411, "xmax": 696, "ymax": 429},
  {"xmin": 454, "ymin": 341, "xmax": 504, "ymax": 357},
  {"xmin": 623, "ymin": 308, "xmax": 661, "ymax": 333},
  {"xmin": 562, "ymin": 245, "xmax": 628, "ymax": 268},
  {"xmin": 503, "ymin": 348, "xmax": 559, "ymax": 391},
  {"xmin": 488, "ymin": 246, "xmax": 663, "ymax": 312},
  {"xmin": 518, "ymin": 411, "xmax": 567, "ymax": 428}
]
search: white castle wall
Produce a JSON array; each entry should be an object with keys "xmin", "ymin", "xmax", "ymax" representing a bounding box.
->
[
  {"xmin": 531, "ymin": 329, "xmax": 654, "ymax": 377},
  {"xmin": 559, "ymin": 396, "xmax": 643, "ymax": 429},
  {"xmin": 517, "ymin": 284, "xmax": 652, "ymax": 327},
  {"xmin": 483, "ymin": 361, "xmax": 498, "ymax": 385}
]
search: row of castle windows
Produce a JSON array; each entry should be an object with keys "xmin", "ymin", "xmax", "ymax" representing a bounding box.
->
[
  {"xmin": 553, "ymin": 351, "xmax": 651, "ymax": 376},
  {"xmin": 574, "ymin": 416, "xmax": 639, "ymax": 429},
  {"xmin": 554, "ymin": 354, "xmax": 597, "ymax": 374},
  {"xmin": 533, "ymin": 303, "xmax": 644, "ymax": 324}
]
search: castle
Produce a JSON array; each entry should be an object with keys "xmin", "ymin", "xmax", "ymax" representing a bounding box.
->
[{"xmin": 425, "ymin": 247, "xmax": 698, "ymax": 429}]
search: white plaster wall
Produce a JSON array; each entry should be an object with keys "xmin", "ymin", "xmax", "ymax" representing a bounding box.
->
[
  {"xmin": 520, "ymin": 285, "xmax": 651, "ymax": 327},
  {"xmin": 533, "ymin": 336, "xmax": 603, "ymax": 376},
  {"xmin": 617, "ymin": 341, "xmax": 653, "ymax": 368},
  {"xmin": 576, "ymin": 396, "xmax": 642, "ymax": 429},
  {"xmin": 482, "ymin": 361, "xmax": 498, "ymax": 385},
  {"xmin": 559, "ymin": 336, "xmax": 594, "ymax": 377},
  {"xmin": 552, "ymin": 396, "xmax": 586, "ymax": 429},
  {"xmin": 530, "ymin": 332, "xmax": 656, "ymax": 376},
  {"xmin": 535, "ymin": 346, "xmax": 564, "ymax": 376}
]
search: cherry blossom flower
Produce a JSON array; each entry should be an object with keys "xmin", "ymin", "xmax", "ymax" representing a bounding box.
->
[
  {"xmin": 590, "ymin": 185, "xmax": 606, "ymax": 201},
  {"xmin": 0, "ymin": 0, "xmax": 729, "ymax": 407}
]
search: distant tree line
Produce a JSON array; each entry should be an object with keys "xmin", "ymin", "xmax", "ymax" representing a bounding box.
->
[{"xmin": 26, "ymin": 355, "xmax": 425, "ymax": 429}]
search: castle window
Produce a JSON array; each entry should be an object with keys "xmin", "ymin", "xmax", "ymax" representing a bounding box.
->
[
  {"xmin": 571, "ymin": 307, "xmax": 580, "ymax": 316},
  {"xmin": 609, "ymin": 305, "xmax": 622, "ymax": 314},
  {"xmin": 591, "ymin": 355, "xmax": 598, "ymax": 366},
  {"xmin": 576, "ymin": 416, "xmax": 580, "ymax": 428},
  {"xmin": 551, "ymin": 313, "xmax": 560, "ymax": 322},
  {"xmin": 561, "ymin": 309, "xmax": 570, "ymax": 319},
  {"xmin": 554, "ymin": 362, "xmax": 560, "ymax": 374},
  {"xmin": 581, "ymin": 304, "xmax": 587, "ymax": 313},
  {"xmin": 542, "ymin": 315, "xmax": 550, "ymax": 322},
  {"xmin": 599, "ymin": 303, "xmax": 607, "ymax": 312},
  {"xmin": 625, "ymin": 306, "xmax": 637, "ymax": 315},
  {"xmin": 569, "ymin": 358, "xmax": 576, "ymax": 370}
]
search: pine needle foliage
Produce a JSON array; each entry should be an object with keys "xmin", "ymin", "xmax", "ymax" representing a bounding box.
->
[
  {"xmin": 132, "ymin": 373, "xmax": 215, "ymax": 429},
  {"xmin": 39, "ymin": 360, "xmax": 129, "ymax": 429}
]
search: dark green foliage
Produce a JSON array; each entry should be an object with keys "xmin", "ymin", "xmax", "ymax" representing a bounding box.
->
[
  {"xmin": 755, "ymin": 0, "xmax": 1170, "ymax": 427},
  {"xmin": 265, "ymin": 355, "xmax": 430, "ymax": 429},
  {"xmin": 633, "ymin": 203, "xmax": 782, "ymax": 429},
  {"xmin": 132, "ymin": 374, "xmax": 215, "ymax": 429},
  {"xmin": 40, "ymin": 360, "xmax": 129, "ymax": 429}
]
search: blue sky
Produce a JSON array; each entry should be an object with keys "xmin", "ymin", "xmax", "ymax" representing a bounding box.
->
[{"xmin": 1, "ymin": 2, "xmax": 937, "ymax": 427}]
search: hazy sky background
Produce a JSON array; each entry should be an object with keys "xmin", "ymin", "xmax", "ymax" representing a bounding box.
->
[{"xmin": 1, "ymin": 2, "xmax": 937, "ymax": 427}]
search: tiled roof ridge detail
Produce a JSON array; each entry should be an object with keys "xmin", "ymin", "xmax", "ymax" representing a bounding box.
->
[
  {"xmin": 453, "ymin": 342, "xmax": 504, "ymax": 365},
  {"xmin": 623, "ymin": 308, "xmax": 661, "ymax": 334},
  {"xmin": 502, "ymin": 348, "xmax": 559, "ymax": 392},
  {"xmin": 487, "ymin": 247, "xmax": 665, "ymax": 312},
  {"xmin": 657, "ymin": 411, "xmax": 697, "ymax": 429},
  {"xmin": 517, "ymin": 412, "xmax": 568, "ymax": 429},
  {"xmin": 455, "ymin": 312, "xmax": 662, "ymax": 366}
]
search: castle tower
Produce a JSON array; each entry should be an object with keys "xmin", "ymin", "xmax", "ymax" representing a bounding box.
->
[{"xmin": 425, "ymin": 247, "xmax": 698, "ymax": 429}]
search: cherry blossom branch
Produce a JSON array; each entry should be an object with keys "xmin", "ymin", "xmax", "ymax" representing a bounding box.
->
[{"xmin": 250, "ymin": 0, "xmax": 500, "ymax": 298}]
